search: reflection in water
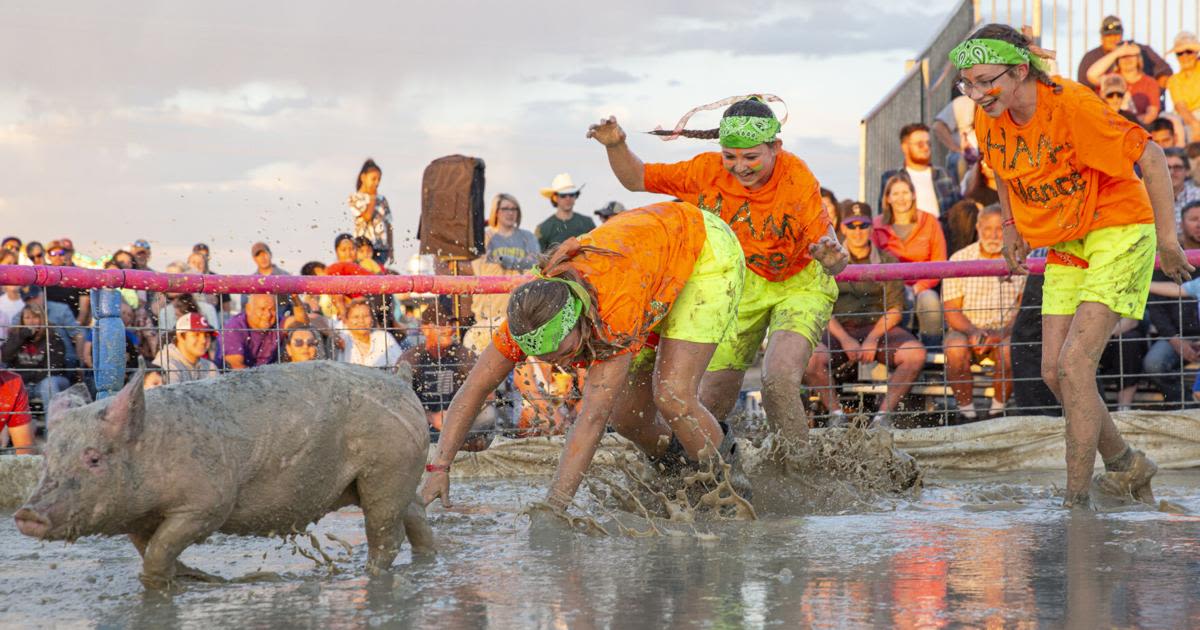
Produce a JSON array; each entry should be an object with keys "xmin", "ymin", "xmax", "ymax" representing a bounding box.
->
[{"xmin": 3, "ymin": 473, "xmax": 1200, "ymax": 628}]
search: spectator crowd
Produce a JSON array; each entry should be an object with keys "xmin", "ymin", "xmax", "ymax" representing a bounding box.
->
[{"xmin": 4, "ymin": 18, "xmax": 1200, "ymax": 450}]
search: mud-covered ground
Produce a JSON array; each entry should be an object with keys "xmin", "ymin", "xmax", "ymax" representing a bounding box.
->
[{"xmin": 2, "ymin": 469, "xmax": 1199, "ymax": 629}]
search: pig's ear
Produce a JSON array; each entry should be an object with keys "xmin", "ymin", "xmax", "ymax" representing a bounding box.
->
[
  {"xmin": 47, "ymin": 383, "xmax": 93, "ymax": 421},
  {"xmin": 102, "ymin": 364, "xmax": 146, "ymax": 442}
]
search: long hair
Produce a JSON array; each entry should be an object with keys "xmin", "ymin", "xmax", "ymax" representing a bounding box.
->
[
  {"xmin": 508, "ymin": 242, "xmax": 626, "ymax": 362},
  {"xmin": 488, "ymin": 193, "xmax": 522, "ymax": 228},
  {"xmin": 967, "ymin": 24, "xmax": 1063, "ymax": 94},
  {"xmin": 20, "ymin": 302, "xmax": 48, "ymax": 338},
  {"xmin": 944, "ymin": 200, "xmax": 981, "ymax": 254},
  {"xmin": 649, "ymin": 98, "xmax": 777, "ymax": 141},
  {"xmin": 355, "ymin": 158, "xmax": 382, "ymax": 192},
  {"xmin": 880, "ymin": 174, "xmax": 916, "ymax": 225}
]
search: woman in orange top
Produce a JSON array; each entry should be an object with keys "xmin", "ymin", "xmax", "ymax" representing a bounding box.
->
[
  {"xmin": 952, "ymin": 24, "xmax": 1192, "ymax": 507},
  {"xmin": 420, "ymin": 201, "xmax": 748, "ymax": 511},
  {"xmin": 871, "ymin": 173, "xmax": 949, "ymax": 341},
  {"xmin": 587, "ymin": 97, "xmax": 848, "ymax": 442}
]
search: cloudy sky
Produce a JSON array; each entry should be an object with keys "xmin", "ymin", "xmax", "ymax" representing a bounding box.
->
[{"xmin": 1, "ymin": 0, "xmax": 964, "ymax": 272}]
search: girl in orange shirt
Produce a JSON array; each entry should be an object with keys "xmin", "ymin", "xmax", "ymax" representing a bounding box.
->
[
  {"xmin": 587, "ymin": 96, "xmax": 848, "ymax": 442},
  {"xmin": 420, "ymin": 201, "xmax": 748, "ymax": 512},
  {"xmin": 951, "ymin": 24, "xmax": 1192, "ymax": 507}
]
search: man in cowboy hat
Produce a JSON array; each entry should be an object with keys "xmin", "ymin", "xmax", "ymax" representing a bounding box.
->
[{"xmin": 535, "ymin": 173, "xmax": 595, "ymax": 251}]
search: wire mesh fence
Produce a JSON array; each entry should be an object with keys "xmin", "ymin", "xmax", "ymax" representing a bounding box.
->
[{"xmin": 5, "ymin": 257, "xmax": 1200, "ymax": 455}]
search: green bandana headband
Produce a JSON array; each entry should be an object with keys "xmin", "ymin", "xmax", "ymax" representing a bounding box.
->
[
  {"xmin": 718, "ymin": 115, "xmax": 781, "ymax": 148},
  {"xmin": 512, "ymin": 271, "xmax": 592, "ymax": 356},
  {"xmin": 949, "ymin": 38, "xmax": 1048, "ymax": 72}
]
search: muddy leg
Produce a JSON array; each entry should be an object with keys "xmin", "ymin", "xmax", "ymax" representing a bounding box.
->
[
  {"xmin": 761, "ymin": 330, "xmax": 815, "ymax": 442},
  {"xmin": 357, "ymin": 478, "xmax": 405, "ymax": 575},
  {"xmin": 131, "ymin": 532, "xmax": 225, "ymax": 583},
  {"xmin": 1056, "ymin": 304, "xmax": 1125, "ymax": 504},
  {"xmin": 699, "ymin": 369, "xmax": 746, "ymax": 423},
  {"xmin": 138, "ymin": 515, "xmax": 220, "ymax": 590},
  {"xmin": 403, "ymin": 502, "xmax": 436, "ymax": 554}
]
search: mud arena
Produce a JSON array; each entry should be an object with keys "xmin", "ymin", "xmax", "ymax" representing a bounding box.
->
[{"xmin": 4, "ymin": 424, "xmax": 1200, "ymax": 627}]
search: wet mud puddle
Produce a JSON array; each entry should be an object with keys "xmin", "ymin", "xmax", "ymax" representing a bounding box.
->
[{"xmin": 2, "ymin": 470, "xmax": 1199, "ymax": 628}]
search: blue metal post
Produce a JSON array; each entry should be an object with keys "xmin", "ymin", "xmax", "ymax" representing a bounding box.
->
[{"xmin": 91, "ymin": 289, "xmax": 126, "ymax": 399}]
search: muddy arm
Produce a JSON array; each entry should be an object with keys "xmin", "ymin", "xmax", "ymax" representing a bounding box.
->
[{"xmin": 544, "ymin": 353, "xmax": 632, "ymax": 510}]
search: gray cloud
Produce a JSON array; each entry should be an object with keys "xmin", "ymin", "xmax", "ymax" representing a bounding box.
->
[{"xmin": 561, "ymin": 66, "xmax": 640, "ymax": 86}]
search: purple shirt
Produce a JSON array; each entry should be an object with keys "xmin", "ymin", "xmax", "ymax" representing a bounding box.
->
[{"xmin": 217, "ymin": 312, "xmax": 280, "ymax": 368}]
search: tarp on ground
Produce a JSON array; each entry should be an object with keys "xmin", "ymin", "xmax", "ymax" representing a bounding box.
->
[{"xmin": 441, "ymin": 411, "xmax": 1200, "ymax": 479}]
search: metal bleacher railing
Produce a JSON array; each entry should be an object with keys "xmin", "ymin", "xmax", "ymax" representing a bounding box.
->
[
  {"xmin": 5, "ymin": 253, "xmax": 1200, "ymax": 454},
  {"xmin": 860, "ymin": 0, "xmax": 1200, "ymax": 208}
]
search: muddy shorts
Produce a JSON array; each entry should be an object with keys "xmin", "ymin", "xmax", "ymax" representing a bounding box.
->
[
  {"xmin": 707, "ymin": 257, "xmax": 839, "ymax": 372},
  {"xmin": 1042, "ymin": 223, "xmax": 1156, "ymax": 320},
  {"xmin": 632, "ymin": 212, "xmax": 745, "ymax": 370}
]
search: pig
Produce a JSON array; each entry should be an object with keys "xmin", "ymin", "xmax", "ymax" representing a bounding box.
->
[{"xmin": 14, "ymin": 360, "xmax": 434, "ymax": 590}]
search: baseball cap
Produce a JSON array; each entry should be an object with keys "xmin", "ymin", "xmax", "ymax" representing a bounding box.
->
[
  {"xmin": 594, "ymin": 201, "xmax": 626, "ymax": 218},
  {"xmin": 251, "ymin": 242, "xmax": 271, "ymax": 257},
  {"xmin": 839, "ymin": 201, "xmax": 874, "ymax": 226},
  {"xmin": 132, "ymin": 239, "xmax": 151, "ymax": 250},
  {"xmin": 1101, "ymin": 15, "xmax": 1123, "ymax": 35},
  {"xmin": 175, "ymin": 312, "xmax": 216, "ymax": 335},
  {"xmin": 421, "ymin": 295, "xmax": 460, "ymax": 326},
  {"xmin": 1100, "ymin": 74, "xmax": 1128, "ymax": 96},
  {"xmin": 192, "ymin": 242, "xmax": 210, "ymax": 253}
]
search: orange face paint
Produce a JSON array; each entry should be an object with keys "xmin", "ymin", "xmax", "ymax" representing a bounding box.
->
[{"xmin": 985, "ymin": 86, "xmax": 1002, "ymax": 97}]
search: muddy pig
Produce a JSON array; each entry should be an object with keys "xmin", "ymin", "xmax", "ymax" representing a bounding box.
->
[{"xmin": 14, "ymin": 360, "xmax": 434, "ymax": 590}]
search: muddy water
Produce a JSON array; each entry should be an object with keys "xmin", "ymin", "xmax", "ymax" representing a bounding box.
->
[{"xmin": 2, "ymin": 471, "xmax": 1200, "ymax": 629}]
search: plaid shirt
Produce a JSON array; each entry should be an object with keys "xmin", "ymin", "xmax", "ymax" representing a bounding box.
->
[
  {"xmin": 942, "ymin": 242, "xmax": 1025, "ymax": 330},
  {"xmin": 1177, "ymin": 180, "xmax": 1200, "ymax": 226}
]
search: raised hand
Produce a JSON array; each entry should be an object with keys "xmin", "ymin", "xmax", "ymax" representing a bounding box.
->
[{"xmin": 586, "ymin": 116, "xmax": 627, "ymax": 147}]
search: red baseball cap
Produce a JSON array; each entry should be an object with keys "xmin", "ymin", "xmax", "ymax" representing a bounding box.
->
[{"xmin": 175, "ymin": 312, "xmax": 216, "ymax": 335}]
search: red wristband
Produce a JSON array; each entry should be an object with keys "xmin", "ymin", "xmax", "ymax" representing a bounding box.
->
[
  {"xmin": 425, "ymin": 463, "xmax": 450, "ymax": 473},
  {"xmin": 1002, "ymin": 218, "xmax": 1016, "ymax": 227}
]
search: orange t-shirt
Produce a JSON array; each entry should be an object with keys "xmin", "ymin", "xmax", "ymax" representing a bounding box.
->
[
  {"xmin": 643, "ymin": 150, "xmax": 830, "ymax": 282},
  {"xmin": 974, "ymin": 78, "xmax": 1153, "ymax": 249},
  {"xmin": 492, "ymin": 201, "xmax": 708, "ymax": 363}
]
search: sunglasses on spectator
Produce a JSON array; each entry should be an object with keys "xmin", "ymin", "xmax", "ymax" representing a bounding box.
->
[
  {"xmin": 48, "ymin": 249, "xmax": 69, "ymax": 256},
  {"xmin": 291, "ymin": 338, "xmax": 319, "ymax": 347},
  {"xmin": 1104, "ymin": 92, "xmax": 1126, "ymax": 99},
  {"xmin": 29, "ymin": 251, "xmax": 45, "ymax": 259},
  {"xmin": 556, "ymin": 192, "xmax": 579, "ymax": 198},
  {"xmin": 844, "ymin": 221, "xmax": 871, "ymax": 230},
  {"xmin": 1178, "ymin": 51, "xmax": 1197, "ymax": 57}
]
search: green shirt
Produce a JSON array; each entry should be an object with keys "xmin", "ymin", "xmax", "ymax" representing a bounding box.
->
[
  {"xmin": 535, "ymin": 213, "xmax": 596, "ymax": 252},
  {"xmin": 833, "ymin": 246, "xmax": 905, "ymax": 329}
]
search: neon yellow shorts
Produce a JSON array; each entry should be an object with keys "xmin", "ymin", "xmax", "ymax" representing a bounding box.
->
[
  {"xmin": 1042, "ymin": 223, "xmax": 1156, "ymax": 320},
  {"xmin": 632, "ymin": 212, "xmax": 745, "ymax": 370},
  {"xmin": 707, "ymin": 257, "xmax": 839, "ymax": 372}
]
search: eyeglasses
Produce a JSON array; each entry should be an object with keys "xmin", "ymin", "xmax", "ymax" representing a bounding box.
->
[
  {"xmin": 498, "ymin": 206, "xmax": 519, "ymax": 212},
  {"xmin": 291, "ymin": 338, "xmax": 319, "ymax": 347},
  {"xmin": 955, "ymin": 65, "xmax": 1017, "ymax": 96},
  {"xmin": 556, "ymin": 192, "xmax": 579, "ymax": 199},
  {"xmin": 1178, "ymin": 50, "xmax": 1197, "ymax": 57},
  {"xmin": 1104, "ymin": 92, "xmax": 1126, "ymax": 99},
  {"xmin": 844, "ymin": 222, "xmax": 871, "ymax": 231},
  {"xmin": 1169, "ymin": 164, "xmax": 1188, "ymax": 171}
]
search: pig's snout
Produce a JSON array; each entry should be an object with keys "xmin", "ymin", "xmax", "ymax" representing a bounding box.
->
[{"xmin": 14, "ymin": 508, "xmax": 50, "ymax": 539}]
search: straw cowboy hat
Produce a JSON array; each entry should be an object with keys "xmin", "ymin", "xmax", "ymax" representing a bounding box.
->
[{"xmin": 539, "ymin": 173, "xmax": 585, "ymax": 199}]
